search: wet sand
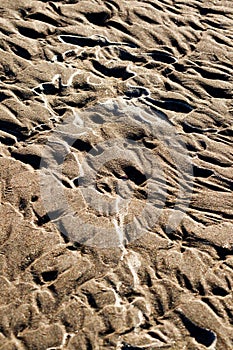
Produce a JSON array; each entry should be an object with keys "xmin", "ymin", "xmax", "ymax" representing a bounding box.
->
[{"xmin": 0, "ymin": 0, "xmax": 233, "ymax": 349}]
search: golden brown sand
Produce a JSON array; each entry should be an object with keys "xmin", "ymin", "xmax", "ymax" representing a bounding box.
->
[{"xmin": 0, "ymin": 0, "xmax": 233, "ymax": 349}]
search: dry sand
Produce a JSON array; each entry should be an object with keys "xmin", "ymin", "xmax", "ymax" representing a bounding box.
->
[{"xmin": 0, "ymin": 0, "xmax": 233, "ymax": 349}]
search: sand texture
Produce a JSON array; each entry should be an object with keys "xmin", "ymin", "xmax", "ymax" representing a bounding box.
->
[{"xmin": 0, "ymin": 0, "xmax": 233, "ymax": 349}]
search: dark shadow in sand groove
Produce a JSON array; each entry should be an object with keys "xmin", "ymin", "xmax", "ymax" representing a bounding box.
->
[
  {"xmin": 0, "ymin": 121, "xmax": 28, "ymax": 141},
  {"xmin": 144, "ymin": 98, "xmax": 194, "ymax": 113},
  {"xmin": 59, "ymin": 35, "xmax": 138, "ymax": 48},
  {"xmin": 26, "ymin": 12, "xmax": 59, "ymax": 27},
  {"xmin": 0, "ymin": 134, "xmax": 16, "ymax": 145},
  {"xmin": 10, "ymin": 152, "xmax": 42, "ymax": 169},
  {"xmin": 34, "ymin": 83, "xmax": 60, "ymax": 95},
  {"xmin": 59, "ymin": 35, "xmax": 108, "ymax": 47},
  {"xmin": 124, "ymin": 86, "xmax": 150, "ymax": 98},
  {"xmin": 106, "ymin": 20, "xmax": 133, "ymax": 36},
  {"xmin": 177, "ymin": 310, "xmax": 217, "ymax": 347},
  {"xmin": 147, "ymin": 50, "xmax": 177, "ymax": 64},
  {"xmin": 18, "ymin": 26, "xmax": 45, "ymax": 39},
  {"xmin": 118, "ymin": 48, "xmax": 146, "ymax": 63},
  {"xmin": 10, "ymin": 43, "xmax": 31, "ymax": 60},
  {"xmin": 193, "ymin": 66, "xmax": 231, "ymax": 81},
  {"xmin": 200, "ymin": 83, "xmax": 232, "ymax": 99},
  {"xmin": 41, "ymin": 270, "xmax": 58, "ymax": 282},
  {"xmin": 193, "ymin": 165, "xmax": 214, "ymax": 178},
  {"xmin": 92, "ymin": 60, "xmax": 135, "ymax": 80},
  {"xmin": 122, "ymin": 344, "xmax": 144, "ymax": 350},
  {"xmin": 85, "ymin": 11, "xmax": 111, "ymax": 26}
]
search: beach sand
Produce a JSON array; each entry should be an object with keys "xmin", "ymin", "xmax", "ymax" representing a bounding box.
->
[{"xmin": 0, "ymin": 0, "xmax": 233, "ymax": 349}]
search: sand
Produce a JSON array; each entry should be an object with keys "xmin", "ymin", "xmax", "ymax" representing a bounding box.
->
[{"xmin": 0, "ymin": 0, "xmax": 233, "ymax": 349}]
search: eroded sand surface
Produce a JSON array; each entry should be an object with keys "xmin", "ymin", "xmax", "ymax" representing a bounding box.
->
[{"xmin": 0, "ymin": 0, "xmax": 233, "ymax": 349}]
